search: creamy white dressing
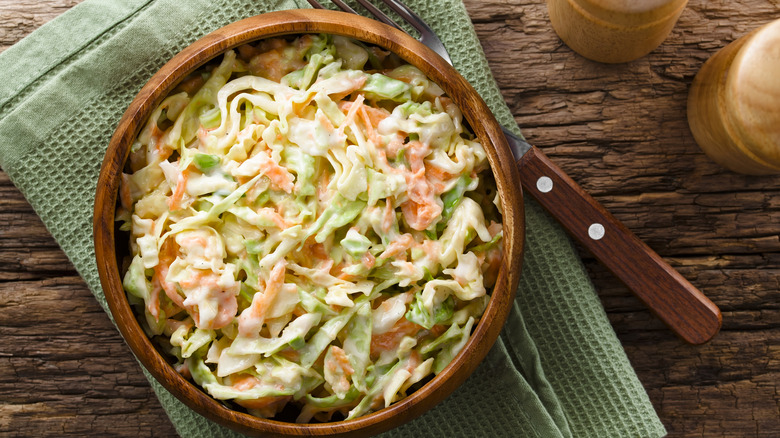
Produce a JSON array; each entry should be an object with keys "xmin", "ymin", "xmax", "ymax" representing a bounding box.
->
[
  {"xmin": 287, "ymin": 111, "xmax": 347, "ymax": 156},
  {"xmin": 120, "ymin": 34, "xmax": 502, "ymax": 422},
  {"xmin": 186, "ymin": 172, "xmax": 238, "ymax": 197},
  {"xmin": 371, "ymin": 292, "xmax": 412, "ymax": 335}
]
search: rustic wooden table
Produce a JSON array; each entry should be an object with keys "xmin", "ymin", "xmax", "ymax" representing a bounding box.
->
[{"xmin": 1, "ymin": 0, "xmax": 778, "ymax": 436}]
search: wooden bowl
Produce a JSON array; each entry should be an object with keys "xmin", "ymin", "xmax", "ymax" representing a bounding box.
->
[{"xmin": 93, "ymin": 9, "xmax": 523, "ymax": 437}]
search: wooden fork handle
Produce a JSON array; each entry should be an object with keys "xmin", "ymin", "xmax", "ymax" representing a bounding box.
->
[{"xmin": 517, "ymin": 146, "xmax": 722, "ymax": 344}]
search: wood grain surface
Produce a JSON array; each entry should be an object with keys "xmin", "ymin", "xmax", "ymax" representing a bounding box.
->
[{"xmin": 1, "ymin": 0, "xmax": 779, "ymax": 437}]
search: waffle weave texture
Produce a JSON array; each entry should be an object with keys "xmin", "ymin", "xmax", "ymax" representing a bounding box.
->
[{"xmin": 0, "ymin": 0, "xmax": 666, "ymax": 437}]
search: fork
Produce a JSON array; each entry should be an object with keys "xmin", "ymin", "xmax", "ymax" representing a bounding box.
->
[{"xmin": 307, "ymin": 0, "xmax": 721, "ymax": 344}]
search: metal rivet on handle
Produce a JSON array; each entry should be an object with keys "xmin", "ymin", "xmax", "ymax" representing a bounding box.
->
[
  {"xmin": 588, "ymin": 223, "xmax": 605, "ymax": 240},
  {"xmin": 536, "ymin": 176, "xmax": 553, "ymax": 193}
]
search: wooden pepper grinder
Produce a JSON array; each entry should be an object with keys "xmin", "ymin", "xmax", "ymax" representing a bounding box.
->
[
  {"xmin": 687, "ymin": 19, "xmax": 780, "ymax": 175},
  {"xmin": 546, "ymin": 0, "xmax": 689, "ymax": 63}
]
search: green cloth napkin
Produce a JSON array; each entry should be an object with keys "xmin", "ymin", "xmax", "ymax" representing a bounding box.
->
[{"xmin": 0, "ymin": 0, "xmax": 666, "ymax": 436}]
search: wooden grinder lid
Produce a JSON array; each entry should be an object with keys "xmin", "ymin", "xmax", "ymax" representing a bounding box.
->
[
  {"xmin": 573, "ymin": 0, "xmax": 688, "ymax": 27},
  {"xmin": 725, "ymin": 19, "xmax": 780, "ymax": 167}
]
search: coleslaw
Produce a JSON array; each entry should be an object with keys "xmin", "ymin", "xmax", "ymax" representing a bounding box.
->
[{"xmin": 118, "ymin": 34, "xmax": 503, "ymax": 422}]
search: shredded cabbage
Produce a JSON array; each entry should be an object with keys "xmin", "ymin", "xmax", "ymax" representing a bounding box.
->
[{"xmin": 119, "ymin": 34, "xmax": 503, "ymax": 422}]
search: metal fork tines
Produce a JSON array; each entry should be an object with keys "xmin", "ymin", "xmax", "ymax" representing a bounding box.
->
[{"xmin": 306, "ymin": 0, "xmax": 453, "ymax": 65}]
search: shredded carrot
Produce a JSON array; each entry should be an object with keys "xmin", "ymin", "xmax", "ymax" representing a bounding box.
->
[
  {"xmin": 358, "ymin": 105, "xmax": 380, "ymax": 144},
  {"xmin": 331, "ymin": 261, "xmax": 348, "ymax": 278},
  {"xmin": 371, "ymin": 318, "xmax": 423, "ymax": 358},
  {"xmin": 405, "ymin": 350, "xmax": 422, "ymax": 372},
  {"xmin": 257, "ymin": 207, "xmax": 289, "ymax": 229},
  {"xmin": 325, "ymin": 346, "xmax": 354, "ymax": 375},
  {"xmin": 401, "ymin": 199, "xmax": 441, "ymax": 231},
  {"xmin": 277, "ymin": 347, "xmax": 301, "ymax": 362},
  {"xmin": 231, "ymin": 375, "xmax": 294, "ymax": 413},
  {"xmin": 345, "ymin": 100, "xmax": 391, "ymax": 145},
  {"xmin": 316, "ymin": 109, "xmax": 336, "ymax": 133},
  {"xmin": 153, "ymin": 239, "xmax": 184, "ymax": 308},
  {"xmin": 362, "ymin": 252, "xmax": 376, "ymax": 269},
  {"xmin": 382, "ymin": 198, "xmax": 395, "ymax": 234},
  {"xmin": 400, "ymin": 166, "xmax": 442, "ymax": 230},
  {"xmin": 237, "ymin": 396, "xmax": 293, "ymax": 412},
  {"xmin": 483, "ymin": 246, "xmax": 502, "ymax": 288},
  {"xmin": 167, "ymin": 167, "xmax": 190, "ymax": 211},
  {"xmin": 317, "ymin": 171, "xmax": 331, "ymax": 204},
  {"xmin": 147, "ymin": 280, "xmax": 161, "ymax": 319},
  {"xmin": 337, "ymin": 94, "xmax": 365, "ymax": 136},
  {"xmin": 231, "ymin": 374, "xmax": 261, "ymax": 391},
  {"xmin": 177, "ymin": 269, "xmax": 209, "ymax": 289},
  {"xmin": 238, "ymin": 260, "xmax": 286, "ymax": 337},
  {"xmin": 426, "ymin": 164, "xmax": 453, "ymax": 183},
  {"xmin": 119, "ymin": 174, "xmax": 133, "ymax": 211},
  {"xmin": 379, "ymin": 233, "xmax": 415, "ymax": 260},
  {"xmin": 151, "ymin": 124, "xmax": 168, "ymax": 158},
  {"xmin": 404, "ymin": 140, "xmax": 429, "ymax": 174},
  {"xmin": 363, "ymin": 105, "xmax": 391, "ymax": 126},
  {"xmin": 256, "ymin": 150, "xmax": 294, "ymax": 193}
]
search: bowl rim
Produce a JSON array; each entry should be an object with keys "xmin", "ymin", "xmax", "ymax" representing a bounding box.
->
[{"xmin": 94, "ymin": 8, "xmax": 524, "ymax": 437}]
